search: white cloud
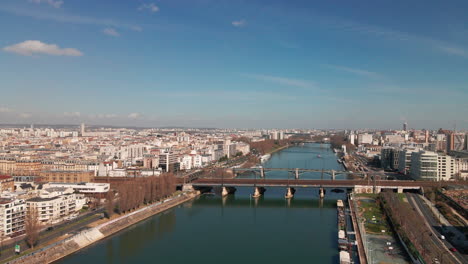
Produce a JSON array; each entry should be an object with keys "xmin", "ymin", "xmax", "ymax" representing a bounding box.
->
[
  {"xmin": 19, "ymin": 113, "xmax": 32, "ymax": 118},
  {"xmin": 3, "ymin": 40, "xmax": 83, "ymax": 56},
  {"xmin": 63, "ymin": 112, "xmax": 81, "ymax": 117},
  {"xmin": 128, "ymin": 113, "xmax": 142, "ymax": 119},
  {"xmin": 103, "ymin": 28, "xmax": 120, "ymax": 37},
  {"xmin": 29, "ymin": 0, "xmax": 63, "ymax": 8},
  {"xmin": 138, "ymin": 3, "xmax": 159, "ymax": 13},
  {"xmin": 244, "ymin": 74, "xmax": 317, "ymax": 89},
  {"xmin": 232, "ymin": 19, "xmax": 247, "ymax": 27},
  {"xmin": 324, "ymin": 64, "xmax": 383, "ymax": 79},
  {"xmin": 0, "ymin": 107, "xmax": 12, "ymax": 113}
]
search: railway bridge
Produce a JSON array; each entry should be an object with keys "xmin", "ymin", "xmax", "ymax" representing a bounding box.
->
[{"xmin": 179, "ymin": 178, "xmax": 440, "ymax": 199}]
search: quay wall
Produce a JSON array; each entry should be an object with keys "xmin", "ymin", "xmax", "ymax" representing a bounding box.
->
[{"xmin": 7, "ymin": 192, "xmax": 198, "ymax": 264}]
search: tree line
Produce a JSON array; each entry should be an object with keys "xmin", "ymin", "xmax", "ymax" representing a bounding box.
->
[
  {"xmin": 380, "ymin": 191, "xmax": 448, "ymax": 264},
  {"xmin": 250, "ymin": 139, "xmax": 290, "ymax": 155},
  {"xmin": 106, "ymin": 173, "xmax": 176, "ymax": 217}
]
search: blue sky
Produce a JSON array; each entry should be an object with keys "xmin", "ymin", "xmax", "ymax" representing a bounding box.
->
[{"xmin": 1, "ymin": 0, "xmax": 467, "ymax": 129}]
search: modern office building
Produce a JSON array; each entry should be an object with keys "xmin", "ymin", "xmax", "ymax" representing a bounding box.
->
[{"xmin": 410, "ymin": 150, "xmax": 438, "ymax": 181}]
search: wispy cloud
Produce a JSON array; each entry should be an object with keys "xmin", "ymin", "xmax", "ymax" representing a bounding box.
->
[
  {"xmin": 103, "ymin": 28, "xmax": 120, "ymax": 37},
  {"xmin": 138, "ymin": 3, "xmax": 159, "ymax": 13},
  {"xmin": 317, "ymin": 15, "xmax": 468, "ymax": 58},
  {"xmin": 19, "ymin": 113, "xmax": 32, "ymax": 118},
  {"xmin": 29, "ymin": 0, "xmax": 63, "ymax": 9},
  {"xmin": 438, "ymin": 46, "xmax": 467, "ymax": 57},
  {"xmin": 88, "ymin": 114, "xmax": 117, "ymax": 119},
  {"xmin": 244, "ymin": 74, "xmax": 318, "ymax": 89},
  {"xmin": 63, "ymin": 111, "xmax": 81, "ymax": 117},
  {"xmin": 324, "ymin": 64, "xmax": 383, "ymax": 79},
  {"xmin": 3, "ymin": 40, "xmax": 83, "ymax": 56},
  {"xmin": 128, "ymin": 112, "xmax": 142, "ymax": 119},
  {"xmin": 0, "ymin": 6, "xmax": 142, "ymax": 31},
  {"xmin": 0, "ymin": 107, "xmax": 12, "ymax": 113},
  {"xmin": 232, "ymin": 19, "xmax": 247, "ymax": 27}
]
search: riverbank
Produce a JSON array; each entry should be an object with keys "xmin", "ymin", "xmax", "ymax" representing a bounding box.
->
[
  {"xmin": 260, "ymin": 145, "xmax": 290, "ymax": 164},
  {"xmin": 6, "ymin": 192, "xmax": 198, "ymax": 264}
]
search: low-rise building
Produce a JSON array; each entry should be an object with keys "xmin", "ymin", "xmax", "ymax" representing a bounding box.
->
[{"xmin": 46, "ymin": 182, "xmax": 110, "ymax": 194}]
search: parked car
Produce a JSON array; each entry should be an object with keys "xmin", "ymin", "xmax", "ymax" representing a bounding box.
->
[
  {"xmin": 449, "ymin": 248, "xmax": 457, "ymax": 252},
  {"xmin": 440, "ymin": 235, "xmax": 445, "ymax": 240}
]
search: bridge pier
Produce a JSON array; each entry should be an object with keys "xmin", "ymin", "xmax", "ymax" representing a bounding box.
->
[
  {"xmin": 397, "ymin": 187, "xmax": 403, "ymax": 194},
  {"xmin": 182, "ymin": 184, "xmax": 195, "ymax": 192},
  {"xmin": 331, "ymin": 170, "xmax": 335, "ymax": 180},
  {"xmin": 252, "ymin": 187, "xmax": 263, "ymax": 198},
  {"xmin": 222, "ymin": 187, "xmax": 229, "ymax": 197},
  {"xmin": 285, "ymin": 187, "xmax": 295, "ymax": 199},
  {"xmin": 221, "ymin": 187, "xmax": 236, "ymax": 196},
  {"xmin": 295, "ymin": 168, "xmax": 299, "ymax": 179},
  {"xmin": 260, "ymin": 167, "xmax": 265, "ymax": 178},
  {"xmin": 319, "ymin": 188, "xmax": 325, "ymax": 199}
]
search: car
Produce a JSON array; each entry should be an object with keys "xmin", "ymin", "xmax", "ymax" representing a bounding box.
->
[{"xmin": 449, "ymin": 248, "xmax": 457, "ymax": 252}]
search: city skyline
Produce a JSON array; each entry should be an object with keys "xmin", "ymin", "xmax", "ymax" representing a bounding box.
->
[{"xmin": 1, "ymin": 0, "xmax": 468, "ymax": 129}]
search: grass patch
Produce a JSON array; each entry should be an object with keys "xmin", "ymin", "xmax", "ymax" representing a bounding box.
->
[{"xmin": 358, "ymin": 198, "xmax": 391, "ymax": 234}]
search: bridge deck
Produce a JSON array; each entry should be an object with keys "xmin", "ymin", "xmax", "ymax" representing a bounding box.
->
[{"xmin": 183, "ymin": 179, "xmax": 435, "ymax": 188}]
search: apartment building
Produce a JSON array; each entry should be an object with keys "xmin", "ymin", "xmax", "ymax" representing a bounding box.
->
[
  {"xmin": 0, "ymin": 198, "xmax": 26, "ymax": 238},
  {"xmin": 438, "ymin": 154, "xmax": 455, "ymax": 181},
  {"xmin": 27, "ymin": 189, "xmax": 87, "ymax": 224},
  {"xmin": 39, "ymin": 170, "xmax": 94, "ymax": 183}
]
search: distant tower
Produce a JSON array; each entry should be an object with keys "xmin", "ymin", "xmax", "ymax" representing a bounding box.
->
[
  {"xmin": 80, "ymin": 123, "xmax": 85, "ymax": 136},
  {"xmin": 403, "ymin": 122, "xmax": 408, "ymax": 132},
  {"xmin": 30, "ymin": 124, "xmax": 34, "ymax": 130}
]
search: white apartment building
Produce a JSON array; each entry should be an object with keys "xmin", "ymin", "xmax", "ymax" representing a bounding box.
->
[
  {"xmin": 358, "ymin": 134, "xmax": 373, "ymax": 145},
  {"xmin": 0, "ymin": 198, "xmax": 26, "ymax": 238},
  {"xmin": 410, "ymin": 151, "xmax": 438, "ymax": 181},
  {"xmin": 438, "ymin": 154, "xmax": 455, "ymax": 181},
  {"xmin": 27, "ymin": 189, "xmax": 87, "ymax": 224}
]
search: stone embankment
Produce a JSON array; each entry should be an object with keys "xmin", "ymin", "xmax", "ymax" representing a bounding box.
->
[{"xmin": 7, "ymin": 192, "xmax": 197, "ymax": 264}]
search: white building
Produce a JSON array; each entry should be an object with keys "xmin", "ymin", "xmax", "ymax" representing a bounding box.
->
[
  {"xmin": 358, "ymin": 134, "xmax": 373, "ymax": 145},
  {"xmin": 0, "ymin": 198, "xmax": 26, "ymax": 238},
  {"xmin": 438, "ymin": 154, "xmax": 455, "ymax": 181},
  {"xmin": 27, "ymin": 188, "xmax": 87, "ymax": 224},
  {"xmin": 46, "ymin": 182, "xmax": 110, "ymax": 194}
]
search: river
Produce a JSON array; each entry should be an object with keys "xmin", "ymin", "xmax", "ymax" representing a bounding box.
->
[{"xmin": 58, "ymin": 143, "xmax": 347, "ymax": 264}]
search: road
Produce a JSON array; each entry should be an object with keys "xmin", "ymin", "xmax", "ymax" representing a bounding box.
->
[
  {"xmin": 406, "ymin": 193, "xmax": 466, "ymax": 264},
  {"xmin": 0, "ymin": 208, "xmax": 104, "ymax": 262}
]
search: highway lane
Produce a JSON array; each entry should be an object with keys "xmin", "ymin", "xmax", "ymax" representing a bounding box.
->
[{"xmin": 407, "ymin": 193, "xmax": 466, "ymax": 264}]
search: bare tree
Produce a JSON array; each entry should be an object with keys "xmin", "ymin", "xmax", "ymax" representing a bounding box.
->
[
  {"xmin": 25, "ymin": 207, "xmax": 40, "ymax": 249},
  {"xmin": 105, "ymin": 191, "xmax": 115, "ymax": 218}
]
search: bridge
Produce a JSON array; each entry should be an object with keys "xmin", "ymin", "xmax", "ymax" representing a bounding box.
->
[
  {"xmin": 180, "ymin": 178, "xmax": 441, "ymax": 198},
  {"xmin": 231, "ymin": 167, "xmax": 362, "ymax": 180}
]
